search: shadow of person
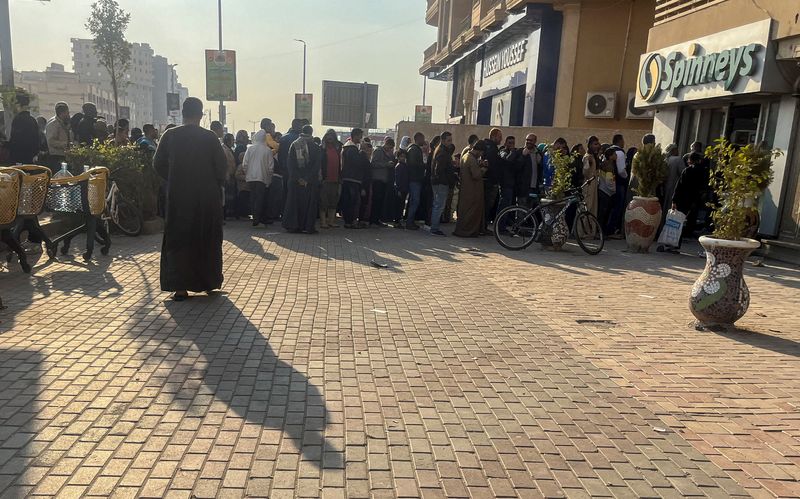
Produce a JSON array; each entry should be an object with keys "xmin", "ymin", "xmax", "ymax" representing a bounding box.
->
[{"xmin": 162, "ymin": 295, "xmax": 343, "ymax": 470}]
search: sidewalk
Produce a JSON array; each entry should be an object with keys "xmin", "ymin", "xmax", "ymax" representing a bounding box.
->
[{"xmin": 1, "ymin": 222, "xmax": 798, "ymax": 498}]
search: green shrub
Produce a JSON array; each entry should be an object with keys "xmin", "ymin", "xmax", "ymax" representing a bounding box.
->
[
  {"xmin": 705, "ymin": 139, "xmax": 779, "ymax": 240},
  {"xmin": 631, "ymin": 143, "xmax": 668, "ymax": 197},
  {"xmin": 547, "ymin": 148, "xmax": 579, "ymax": 201}
]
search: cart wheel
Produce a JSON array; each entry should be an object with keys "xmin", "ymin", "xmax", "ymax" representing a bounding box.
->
[{"xmin": 101, "ymin": 246, "xmax": 109, "ymax": 256}]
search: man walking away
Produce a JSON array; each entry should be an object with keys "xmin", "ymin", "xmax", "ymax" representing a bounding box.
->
[
  {"xmin": 430, "ymin": 131, "xmax": 455, "ymax": 236},
  {"xmin": 340, "ymin": 128, "xmax": 365, "ymax": 228},
  {"xmin": 242, "ymin": 130, "xmax": 275, "ymax": 226},
  {"xmin": 45, "ymin": 102, "xmax": 72, "ymax": 172},
  {"xmin": 482, "ymin": 128, "xmax": 503, "ymax": 230},
  {"xmin": 8, "ymin": 93, "xmax": 40, "ymax": 164},
  {"xmin": 607, "ymin": 134, "xmax": 628, "ymax": 239},
  {"xmin": 283, "ymin": 125, "xmax": 321, "ymax": 234},
  {"xmin": 153, "ymin": 97, "xmax": 228, "ymax": 301},
  {"xmin": 405, "ymin": 132, "xmax": 426, "ymax": 230}
]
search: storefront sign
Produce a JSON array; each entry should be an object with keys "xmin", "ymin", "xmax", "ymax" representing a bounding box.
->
[
  {"xmin": 205, "ymin": 50, "xmax": 237, "ymax": 102},
  {"xmin": 635, "ymin": 20, "xmax": 771, "ymax": 107},
  {"xmin": 483, "ymin": 39, "xmax": 528, "ymax": 79}
]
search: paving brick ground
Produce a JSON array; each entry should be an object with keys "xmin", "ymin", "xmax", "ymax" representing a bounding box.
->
[{"xmin": 1, "ymin": 220, "xmax": 799, "ymax": 498}]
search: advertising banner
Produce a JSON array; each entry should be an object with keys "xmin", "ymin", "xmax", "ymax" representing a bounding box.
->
[{"xmin": 205, "ymin": 50, "xmax": 237, "ymax": 102}]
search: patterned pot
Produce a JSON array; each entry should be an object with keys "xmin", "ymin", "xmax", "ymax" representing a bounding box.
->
[
  {"xmin": 624, "ymin": 196, "xmax": 662, "ymax": 253},
  {"xmin": 539, "ymin": 199, "xmax": 568, "ymax": 250},
  {"xmin": 689, "ymin": 236, "xmax": 760, "ymax": 327}
]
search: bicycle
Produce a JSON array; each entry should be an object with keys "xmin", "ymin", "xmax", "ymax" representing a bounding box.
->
[{"xmin": 493, "ymin": 177, "xmax": 605, "ymax": 255}]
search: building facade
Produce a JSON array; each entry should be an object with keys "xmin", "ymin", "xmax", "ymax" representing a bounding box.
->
[
  {"xmin": 421, "ymin": 0, "xmax": 656, "ymax": 130},
  {"xmin": 71, "ymin": 39, "xmax": 187, "ymax": 129},
  {"xmin": 12, "ymin": 63, "xmax": 135, "ymax": 123},
  {"xmin": 637, "ymin": 0, "xmax": 800, "ymax": 242}
]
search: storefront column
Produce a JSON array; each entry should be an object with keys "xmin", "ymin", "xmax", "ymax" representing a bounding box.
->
[
  {"xmin": 552, "ymin": 2, "xmax": 580, "ymax": 127},
  {"xmin": 652, "ymin": 107, "xmax": 678, "ymax": 147},
  {"xmin": 761, "ymin": 96, "xmax": 800, "ymax": 237}
]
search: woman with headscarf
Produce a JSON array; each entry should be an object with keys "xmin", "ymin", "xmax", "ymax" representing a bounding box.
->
[
  {"xmin": 283, "ymin": 125, "xmax": 322, "ymax": 234},
  {"xmin": 241, "ymin": 130, "xmax": 274, "ymax": 226},
  {"xmin": 398, "ymin": 136, "xmax": 411, "ymax": 152}
]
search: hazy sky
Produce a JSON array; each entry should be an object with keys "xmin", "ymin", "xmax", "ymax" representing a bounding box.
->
[{"xmin": 8, "ymin": 0, "xmax": 448, "ymax": 131}]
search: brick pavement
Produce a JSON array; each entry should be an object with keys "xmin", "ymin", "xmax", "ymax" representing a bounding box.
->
[{"xmin": 0, "ymin": 221, "xmax": 798, "ymax": 498}]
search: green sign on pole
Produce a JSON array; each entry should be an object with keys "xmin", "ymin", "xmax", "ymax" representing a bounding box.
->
[
  {"xmin": 205, "ymin": 50, "xmax": 237, "ymax": 102},
  {"xmin": 295, "ymin": 93, "xmax": 313, "ymax": 123},
  {"xmin": 415, "ymin": 105, "xmax": 432, "ymax": 123}
]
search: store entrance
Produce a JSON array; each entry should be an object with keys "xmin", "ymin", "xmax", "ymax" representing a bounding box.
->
[
  {"xmin": 726, "ymin": 104, "xmax": 760, "ymax": 146},
  {"xmin": 476, "ymin": 85, "xmax": 526, "ymax": 126}
]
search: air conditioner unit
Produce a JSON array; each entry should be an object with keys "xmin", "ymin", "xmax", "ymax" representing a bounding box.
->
[
  {"xmin": 626, "ymin": 92, "xmax": 655, "ymax": 119},
  {"xmin": 585, "ymin": 92, "xmax": 616, "ymax": 119}
]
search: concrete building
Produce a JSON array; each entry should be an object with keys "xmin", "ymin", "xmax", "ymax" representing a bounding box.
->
[
  {"xmin": 637, "ymin": 0, "xmax": 800, "ymax": 246},
  {"xmin": 71, "ymin": 39, "xmax": 188, "ymax": 128},
  {"xmin": 11, "ymin": 63, "xmax": 135, "ymax": 123},
  {"xmin": 421, "ymin": 0, "xmax": 656, "ymax": 129}
]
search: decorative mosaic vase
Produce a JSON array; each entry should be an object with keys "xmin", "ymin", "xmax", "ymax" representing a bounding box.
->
[
  {"xmin": 539, "ymin": 199, "xmax": 568, "ymax": 250},
  {"xmin": 624, "ymin": 196, "xmax": 662, "ymax": 253},
  {"xmin": 690, "ymin": 236, "xmax": 760, "ymax": 326}
]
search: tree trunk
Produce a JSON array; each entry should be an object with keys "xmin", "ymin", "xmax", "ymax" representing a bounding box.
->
[{"xmin": 110, "ymin": 58, "xmax": 119, "ymax": 136}]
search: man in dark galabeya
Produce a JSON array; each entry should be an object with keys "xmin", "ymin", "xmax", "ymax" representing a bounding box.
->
[{"xmin": 153, "ymin": 97, "xmax": 228, "ymax": 301}]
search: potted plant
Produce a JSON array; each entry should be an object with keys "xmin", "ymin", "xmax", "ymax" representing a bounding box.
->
[
  {"xmin": 540, "ymin": 147, "xmax": 576, "ymax": 250},
  {"xmin": 625, "ymin": 143, "xmax": 668, "ymax": 252},
  {"xmin": 689, "ymin": 139, "xmax": 779, "ymax": 327}
]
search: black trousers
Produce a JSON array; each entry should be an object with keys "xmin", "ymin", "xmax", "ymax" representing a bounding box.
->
[
  {"xmin": 341, "ymin": 181, "xmax": 362, "ymax": 225},
  {"xmin": 248, "ymin": 181, "xmax": 269, "ymax": 224},
  {"xmin": 370, "ymin": 180, "xmax": 388, "ymax": 224}
]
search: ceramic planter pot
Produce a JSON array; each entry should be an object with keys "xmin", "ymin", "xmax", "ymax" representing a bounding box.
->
[
  {"xmin": 539, "ymin": 199, "xmax": 568, "ymax": 250},
  {"xmin": 624, "ymin": 196, "xmax": 662, "ymax": 252},
  {"xmin": 690, "ymin": 236, "xmax": 760, "ymax": 327}
]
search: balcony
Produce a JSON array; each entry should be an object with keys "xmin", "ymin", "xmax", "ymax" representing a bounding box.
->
[
  {"xmin": 426, "ymin": 0, "xmax": 439, "ymax": 26},
  {"xmin": 505, "ymin": 0, "xmax": 529, "ymax": 12},
  {"xmin": 420, "ymin": 42, "xmax": 442, "ymax": 75}
]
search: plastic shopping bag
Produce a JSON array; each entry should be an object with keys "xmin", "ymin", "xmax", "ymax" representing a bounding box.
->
[{"xmin": 657, "ymin": 209, "xmax": 686, "ymax": 248}]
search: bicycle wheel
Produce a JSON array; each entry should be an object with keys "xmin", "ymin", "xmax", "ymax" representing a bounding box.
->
[
  {"xmin": 574, "ymin": 211, "xmax": 604, "ymax": 255},
  {"xmin": 112, "ymin": 197, "xmax": 143, "ymax": 237},
  {"xmin": 494, "ymin": 206, "xmax": 540, "ymax": 251}
]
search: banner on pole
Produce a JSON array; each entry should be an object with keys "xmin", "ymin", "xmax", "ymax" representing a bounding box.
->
[
  {"xmin": 414, "ymin": 105, "xmax": 432, "ymax": 123},
  {"xmin": 295, "ymin": 94, "xmax": 313, "ymax": 123},
  {"xmin": 205, "ymin": 50, "xmax": 237, "ymax": 102}
]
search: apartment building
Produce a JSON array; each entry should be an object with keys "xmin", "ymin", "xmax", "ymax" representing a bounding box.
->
[
  {"xmin": 636, "ymin": 0, "xmax": 800, "ymax": 243},
  {"xmin": 71, "ymin": 39, "xmax": 188, "ymax": 128},
  {"xmin": 421, "ymin": 0, "xmax": 656, "ymax": 129},
  {"xmin": 12, "ymin": 63, "xmax": 135, "ymax": 123}
]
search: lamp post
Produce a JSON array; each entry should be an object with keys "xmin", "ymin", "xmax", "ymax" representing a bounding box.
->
[
  {"xmin": 168, "ymin": 63, "xmax": 178, "ymax": 124},
  {"xmin": 293, "ymin": 39, "xmax": 307, "ymax": 95},
  {"xmin": 0, "ymin": 0, "xmax": 15, "ymax": 135},
  {"xmin": 217, "ymin": 0, "xmax": 225, "ymax": 125}
]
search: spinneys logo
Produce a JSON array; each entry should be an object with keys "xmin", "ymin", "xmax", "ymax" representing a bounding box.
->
[{"xmin": 637, "ymin": 43, "xmax": 762, "ymax": 102}]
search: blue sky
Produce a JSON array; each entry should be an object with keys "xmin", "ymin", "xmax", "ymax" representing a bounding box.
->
[{"xmin": 9, "ymin": 0, "xmax": 448, "ymax": 131}]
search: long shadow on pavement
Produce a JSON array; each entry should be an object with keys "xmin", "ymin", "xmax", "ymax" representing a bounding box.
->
[
  {"xmin": 162, "ymin": 295, "xmax": 343, "ymax": 471},
  {"xmin": 710, "ymin": 326, "xmax": 800, "ymax": 358}
]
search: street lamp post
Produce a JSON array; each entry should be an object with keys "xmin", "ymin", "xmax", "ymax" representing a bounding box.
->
[
  {"xmin": 0, "ymin": 0, "xmax": 15, "ymax": 135},
  {"xmin": 217, "ymin": 0, "xmax": 225, "ymax": 125},
  {"xmin": 169, "ymin": 63, "xmax": 178, "ymax": 124},
  {"xmin": 294, "ymin": 39, "xmax": 307, "ymax": 95}
]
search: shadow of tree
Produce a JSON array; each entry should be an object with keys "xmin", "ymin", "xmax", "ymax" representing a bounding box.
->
[
  {"xmin": 162, "ymin": 295, "xmax": 343, "ymax": 470},
  {"xmin": 709, "ymin": 326, "xmax": 800, "ymax": 358}
]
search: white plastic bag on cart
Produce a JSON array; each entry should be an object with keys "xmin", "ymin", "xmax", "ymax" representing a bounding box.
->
[{"xmin": 657, "ymin": 209, "xmax": 686, "ymax": 248}]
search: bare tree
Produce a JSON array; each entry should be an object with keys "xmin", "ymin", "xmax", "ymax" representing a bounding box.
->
[{"xmin": 86, "ymin": 0, "xmax": 130, "ymax": 131}]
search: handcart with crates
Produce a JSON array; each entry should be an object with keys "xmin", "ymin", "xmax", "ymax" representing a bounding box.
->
[
  {"xmin": 1, "ymin": 165, "xmax": 54, "ymax": 272},
  {"xmin": 45, "ymin": 166, "xmax": 112, "ymax": 262}
]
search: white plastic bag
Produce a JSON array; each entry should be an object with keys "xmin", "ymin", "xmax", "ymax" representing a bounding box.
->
[{"xmin": 658, "ymin": 209, "xmax": 686, "ymax": 247}]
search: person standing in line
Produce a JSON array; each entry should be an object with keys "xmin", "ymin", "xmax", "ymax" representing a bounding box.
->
[
  {"xmin": 429, "ymin": 131, "xmax": 455, "ymax": 236},
  {"xmin": 606, "ymin": 133, "xmax": 628, "ymax": 239},
  {"xmin": 453, "ymin": 141, "xmax": 487, "ymax": 238},
  {"xmin": 340, "ymin": 128, "xmax": 365, "ymax": 229},
  {"xmin": 541, "ymin": 137, "xmax": 569, "ymax": 190},
  {"xmin": 260, "ymin": 118, "xmax": 281, "ymax": 152},
  {"xmin": 36, "ymin": 116, "xmax": 48, "ymax": 163},
  {"xmin": 137, "ymin": 124, "xmax": 159, "ymax": 153},
  {"xmin": 211, "ymin": 121, "xmax": 237, "ymax": 221},
  {"xmin": 232, "ymin": 130, "xmax": 250, "ymax": 220},
  {"xmin": 497, "ymin": 135, "xmax": 520, "ymax": 229},
  {"xmin": 405, "ymin": 132, "xmax": 426, "ymax": 230},
  {"xmin": 283, "ymin": 125, "xmax": 321, "ymax": 234},
  {"xmin": 369, "ymin": 137, "xmax": 396, "ymax": 227},
  {"xmin": 45, "ymin": 102, "xmax": 72, "ymax": 172},
  {"xmin": 77, "ymin": 103, "xmax": 100, "ymax": 146},
  {"xmin": 482, "ymin": 128, "xmax": 503, "ymax": 230},
  {"xmin": 462, "ymin": 134, "xmax": 479, "ymax": 157},
  {"xmin": 109, "ymin": 119, "xmax": 130, "ymax": 146},
  {"xmin": 513, "ymin": 133, "xmax": 542, "ymax": 209},
  {"xmin": 419, "ymin": 137, "xmax": 438, "ymax": 226},
  {"xmin": 391, "ymin": 148, "xmax": 409, "ymax": 228},
  {"xmin": 597, "ymin": 148, "xmax": 618, "ymax": 230},
  {"xmin": 242, "ymin": 130, "xmax": 275, "ymax": 227},
  {"xmin": 319, "ymin": 129, "xmax": 342, "ymax": 228},
  {"xmin": 582, "ymin": 136, "xmax": 600, "ymax": 219},
  {"xmin": 670, "ymin": 152, "xmax": 708, "ymax": 251},
  {"xmin": 8, "ymin": 93, "xmax": 40, "ymax": 164},
  {"xmin": 273, "ymin": 119, "xmax": 303, "ymax": 221},
  {"xmin": 153, "ymin": 97, "xmax": 228, "ymax": 301},
  {"xmin": 358, "ymin": 140, "xmax": 374, "ymax": 228}
]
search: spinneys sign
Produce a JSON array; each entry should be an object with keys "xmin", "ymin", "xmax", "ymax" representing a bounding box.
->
[{"xmin": 635, "ymin": 20, "xmax": 770, "ymax": 106}]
